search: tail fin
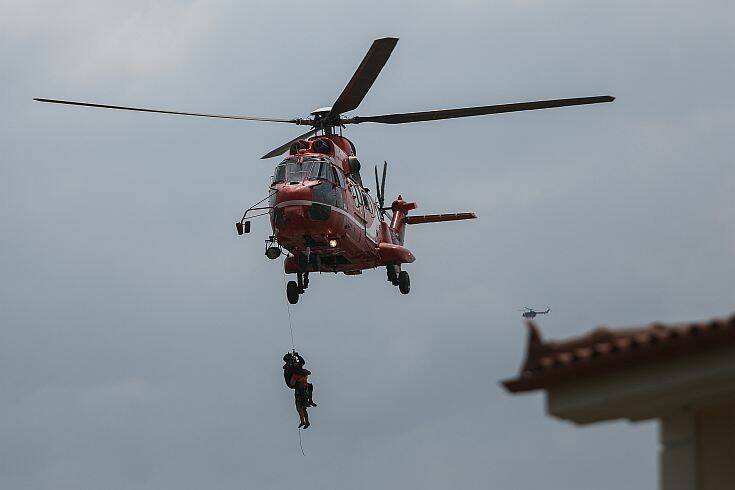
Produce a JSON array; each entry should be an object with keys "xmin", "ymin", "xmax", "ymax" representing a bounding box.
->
[{"xmin": 389, "ymin": 195, "xmax": 417, "ymax": 244}]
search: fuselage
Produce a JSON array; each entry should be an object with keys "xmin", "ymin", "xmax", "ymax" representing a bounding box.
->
[{"xmin": 268, "ymin": 134, "xmax": 415, "ymax": 274}]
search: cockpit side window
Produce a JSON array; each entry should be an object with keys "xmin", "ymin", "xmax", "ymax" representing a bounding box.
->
[
  {"xmin": 332, "ymin": 166, "xmax": 345, "ymax": 188},
  {"xmin": 273, "ymin": 162, "xmax": 288, "ymax": 183},
  {"xmin": 318, "ymin": 162, "xmax": 329, "ymax": 180},
  {"xmin": 349, "ymin": 182, "xmax": 361, "ymax": 208},
  {"xmin": 362, "ymin": 190, "xmax": 373, "ymax": 214},
  {"xmin": 307, "ymin": 158, "xmax": 346, "ymax": 188}
]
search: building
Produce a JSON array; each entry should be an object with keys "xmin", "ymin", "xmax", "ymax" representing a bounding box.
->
[{"xmin": 502, "ymin": 314, "xmax": 735, "ymax": 490}]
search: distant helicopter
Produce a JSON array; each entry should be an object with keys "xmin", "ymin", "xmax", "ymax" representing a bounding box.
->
[
  {"xmin": 34, "ymin": 37, "xmax": 614, "ymax": 304},
  {"xmin": 521, "ymin": 307, "xmax": 551, "ymax": 319}
]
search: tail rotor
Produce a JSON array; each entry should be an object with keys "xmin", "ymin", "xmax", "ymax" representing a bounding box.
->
[{"xmin": 374, "ymin": 161, "xmax": 389, "ymax": 220}]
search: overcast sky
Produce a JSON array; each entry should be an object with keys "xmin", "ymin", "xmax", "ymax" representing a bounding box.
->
[{"xmin": 2, "ymin": 1, "xmax": 734, "ymax": 489}]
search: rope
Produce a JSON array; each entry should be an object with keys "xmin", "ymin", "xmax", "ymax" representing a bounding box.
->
[
  {"xmin": 298, "ymin": 428, "xmax": 306, "ymax": 456},
  {"xmin": 283, "ymin": 264, "xmax": 296, "ymax": 351},
  {"xmin": 287, "ymin": 302, "xmax": 296, "ymax": 351}
]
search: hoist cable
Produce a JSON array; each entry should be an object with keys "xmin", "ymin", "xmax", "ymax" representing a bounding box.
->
[
  {"xmin": 298, "ymin": 428, "xmax": 306, "ymax": 456},
  {"xmin": 283, "ymin": 264, "xmax": 296, "ymax": 351}
]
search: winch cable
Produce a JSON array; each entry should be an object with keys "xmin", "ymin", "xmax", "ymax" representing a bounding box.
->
[
  {"xmin": 298, "ymin": 426, "xmax": 306, "ymax": 457},
  {"xmin": 283, "ymin": 265, "xmax": 296, "ymax": 351},
  {"xmin": 283, "ymin": 262, "xmax": 305, "ymax": 456}
]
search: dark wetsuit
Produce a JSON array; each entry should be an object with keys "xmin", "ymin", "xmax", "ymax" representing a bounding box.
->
[{"xmin": 283, "ymin": 353, "xmax": 313, "ymax": 405}]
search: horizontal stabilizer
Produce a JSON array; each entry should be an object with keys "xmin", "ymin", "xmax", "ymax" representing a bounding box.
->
[{"xmin": 404, "ymin": 212, "xmax": 477, "ymax": 225}]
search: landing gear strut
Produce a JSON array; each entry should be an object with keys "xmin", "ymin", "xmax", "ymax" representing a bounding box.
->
[
  {"xmin": 287, "ymin": 271, "xmax": 309, "ymax": 305},
  {"xmin": 386, "ymin": 264, "xmax": 399, "ymax": 285},
  {"xmin": 386, "ymin": 264, "xmax": 410, "ymax": 295}
]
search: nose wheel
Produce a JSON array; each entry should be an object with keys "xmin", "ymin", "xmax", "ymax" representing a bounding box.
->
[{"xmin": 286, "ymin": 272, "xmax": 309, "ymax": 304}]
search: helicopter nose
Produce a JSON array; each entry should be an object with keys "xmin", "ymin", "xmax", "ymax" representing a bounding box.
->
[
  {"xmin": 276, "ymin": 182, "xmax": 312, "ymax": 204},
  {"xmin": 274, "ymin": 183, "xmax": 314, "ymax": 226}
]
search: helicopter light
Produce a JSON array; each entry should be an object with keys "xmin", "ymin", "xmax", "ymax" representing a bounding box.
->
[
  {"xmin": 328, "ymin": 239, "xmax": 338, "ymax": 248},
  {"xmin": 265, "ymin": 246, "xmax": 281, "ymax": 260}
]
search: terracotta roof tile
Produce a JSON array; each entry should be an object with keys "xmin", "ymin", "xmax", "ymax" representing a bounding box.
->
[{"xmin": 502, "ymin": 313, "xmax": 735, "ymax": 393}]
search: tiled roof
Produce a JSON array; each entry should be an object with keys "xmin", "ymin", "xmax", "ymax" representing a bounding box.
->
[{"xmin": 502, "ymin": 313, "xmax": 735, "ymax": 393}]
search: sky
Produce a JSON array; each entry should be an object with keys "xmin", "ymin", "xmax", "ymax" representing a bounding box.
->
[{"xmin": 1, "ymin": 1, "xmax": 734, "ymax": 489}]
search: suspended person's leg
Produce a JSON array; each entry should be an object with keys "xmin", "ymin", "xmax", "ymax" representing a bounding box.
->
[
  {"xmin": 294, "ymin": 384, "xmax": 311, "ymax": 428},
  {"xmin": 295, "ymin": 384, "xmax": 308, "ymax": 427},
  {"xmin": 296, "ymin": 401, "xmax": 306, "ymax": 428},
  {"xmin": 302, "ymin": 406, "xmax": 310, "ymax": 429},
  {"xmin": 307, "ymin": 383, "xmax": 316, "ymax": 407}
]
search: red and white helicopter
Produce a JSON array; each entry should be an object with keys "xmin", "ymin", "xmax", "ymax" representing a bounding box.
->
[{"xmin": 35, "ymin": 37, "xmax": 613, "ymax": 304}]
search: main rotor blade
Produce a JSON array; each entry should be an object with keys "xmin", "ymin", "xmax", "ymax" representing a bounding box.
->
[
  {"xmin": 329, "ymin": 37, "xmax": 399, "ymax": 117},
  {"xmin": 33, "ymin": 98, "xmax": 298, "ymax": 123},
  {"xmin": 344, "ymin": 96, "xmax": 614, "ymax": 125},
  {"xmin": 260, "ymin": 129, "xmax": 317, "ymax": 159},
  {"xmin": 403, "ymin": 212, "xmax": 477, "ymax": 225}
]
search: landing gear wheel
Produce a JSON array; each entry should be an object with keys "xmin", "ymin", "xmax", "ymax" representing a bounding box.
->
[
  {"xmin": 287, "ymin": 280, "xmax": 300, "ymax": 304},
  {"xmin": 398, "ymin": 271, "xmax": 410, "ymax": 294}
]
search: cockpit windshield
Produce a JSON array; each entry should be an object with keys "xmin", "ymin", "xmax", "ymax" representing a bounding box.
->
[
  {"xmin": 273, "ymin": 158, "xmax": 314, "ymax": 184},
  {"xmin": 305, "ymin": 157, "xmax": 331, "ymax": 180}
]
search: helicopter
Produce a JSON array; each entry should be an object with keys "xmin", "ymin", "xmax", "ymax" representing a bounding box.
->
[
  {"xmin": 34, "ymin": 37, "xmax": 614, "ymax": 304},
  {"xmin": 521, "ymin": 307, "xmax": 551, "ymax": 319}
]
